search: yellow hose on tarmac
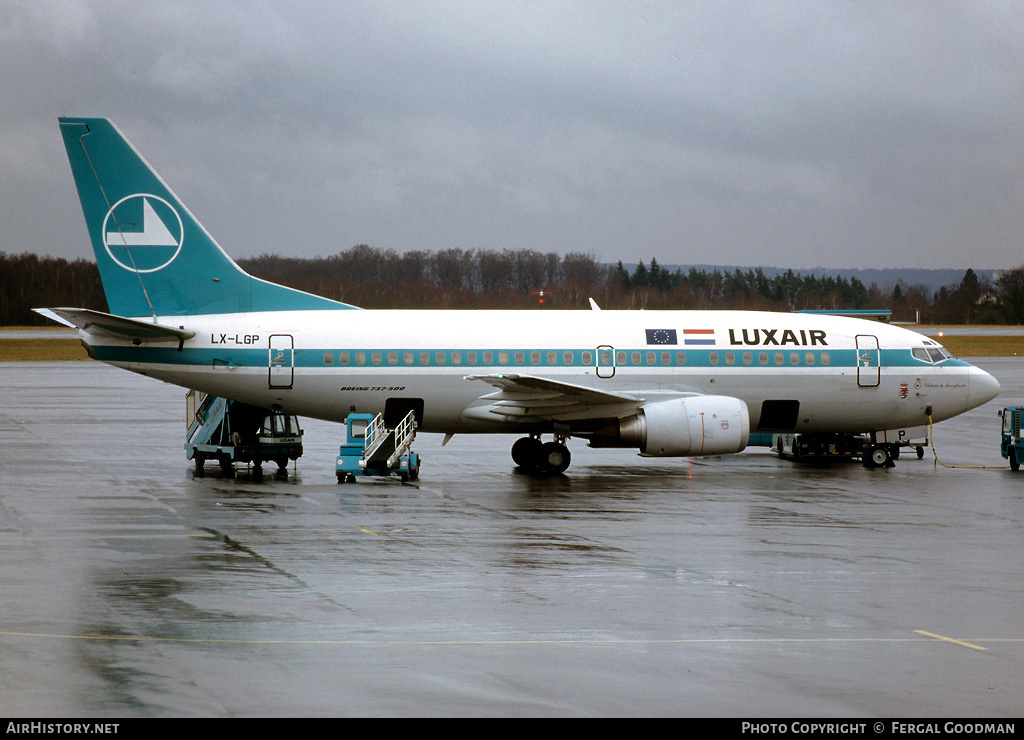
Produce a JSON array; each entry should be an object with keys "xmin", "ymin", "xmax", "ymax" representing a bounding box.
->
[{"xmin": 928, "ymin": 415, "xmax": 1008, "ymax": 470}]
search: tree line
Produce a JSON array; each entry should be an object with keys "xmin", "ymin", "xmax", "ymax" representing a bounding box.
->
[{"xmin": 2, "ymin": 247, "xmax": 1023, "ymax": 325}]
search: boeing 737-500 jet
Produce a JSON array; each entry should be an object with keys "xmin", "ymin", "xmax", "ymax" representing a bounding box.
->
[{"xmin": 40, "ymin": 117, "xmax": 1000, "ymax": 475}]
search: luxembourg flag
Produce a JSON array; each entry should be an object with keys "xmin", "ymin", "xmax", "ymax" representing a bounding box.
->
[{"xmin": 682, "ymin": 329, "xmax": 716, "ymax": 346}]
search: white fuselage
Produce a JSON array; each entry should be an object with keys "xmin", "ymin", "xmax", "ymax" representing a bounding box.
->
[{"xmin": 87, "ymin": 308, "xmax": 998, "ymax": 437}]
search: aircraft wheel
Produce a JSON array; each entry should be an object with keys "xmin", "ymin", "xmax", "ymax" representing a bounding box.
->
[
  {"xmin": 536, "ymin": 441, "xmax": 571, "ymax": 475},
  {"xmin": 511, "ymin": 437, "xmax": 542, "ymax": 468},
  {"xmin": 1010, "ymin": 448, "xmax": 1019, "ymax": 471}
]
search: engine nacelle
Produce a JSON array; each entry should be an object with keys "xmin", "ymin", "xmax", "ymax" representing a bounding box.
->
[{"xmin": 589, "ymin": 396, "xmax": 750, "ymax": 457}]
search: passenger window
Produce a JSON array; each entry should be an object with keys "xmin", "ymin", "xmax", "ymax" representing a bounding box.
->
[
  {"xmin": 452, "ymin": 351, "xmax": 462, "ymax": 364},
  {"xmin": 340, "ymin": 352, "xmax": 350, "ymax": 365},
  {"xmin": 324, "ymin": 352, "xmax": 333, "ymax": 365},
  {"xmin": 420, "ymin": 351, "xmax": 429, "ymax": 365},
  {"xmin": 435, "ymin": 352, "xmax": 445, "ymax": 365},
  {"xmin": 484, "ymin": 351, "xmax": 494, "ymax": 364},
  {"xmin": 676, "ymin": 352, "xmax": 686, "ymax": 365},
  {"xmin": 632, "ymin": 351, "xmax": 641, "ymax": 365},
  {"xmin": 563, "ymin": 351, "xmax": 573, "ymax": 365},
  {"xmin": 530, "ymin": 351, "xmax": 540, "ymax": 364},
  {"xmin": 467, "ymin": 351, "xmax": 477, "ymax": 364},
  {"xmin": 582, "ymin": 351, "xmax": 592, "ymax": 365},
  {"xmin": 548, "ymin": 351, "xmax": 557, "ymax": 364},
  {"xmin": 388, "ymin": 351, "xmax": 397, "ymax": 364}
]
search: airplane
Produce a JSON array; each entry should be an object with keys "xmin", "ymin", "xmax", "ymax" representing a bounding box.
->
[{"xmin": 41, "ymin": 116, "xmax": 1001, "ymax": 475}]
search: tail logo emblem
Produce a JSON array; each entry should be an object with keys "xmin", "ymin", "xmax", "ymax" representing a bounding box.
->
[{"xmin": 102, "ymin": 194, "xmax": 184, "ymax": 273}]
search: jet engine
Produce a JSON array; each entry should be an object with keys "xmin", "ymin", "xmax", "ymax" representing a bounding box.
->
[{"xmin": 588, "ymin": 396, "xmax": 750, "ymax": 456}]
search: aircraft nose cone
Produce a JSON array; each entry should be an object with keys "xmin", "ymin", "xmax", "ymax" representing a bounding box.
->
[{"xmin": 968, "ymin": 367, "xmax": 1000, "ymax": 409}]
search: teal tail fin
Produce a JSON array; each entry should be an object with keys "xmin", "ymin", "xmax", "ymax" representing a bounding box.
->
[{"xmin": 58, "ymin": 117, "xmax": 356, "ymax": 317}]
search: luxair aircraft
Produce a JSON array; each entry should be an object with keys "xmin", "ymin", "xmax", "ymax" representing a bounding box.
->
[{"xmin": 42, "ymin": 117, "xmax": 1000, "ymax": 474}]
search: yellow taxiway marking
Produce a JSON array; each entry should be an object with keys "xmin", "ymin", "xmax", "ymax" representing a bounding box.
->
[{"xmin": 913, "ymin": 630, "xmax": 988, "ymax": 651}]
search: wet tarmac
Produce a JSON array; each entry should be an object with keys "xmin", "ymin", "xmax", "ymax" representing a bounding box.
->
[{"xmin": 1, "ymin": 359, "xmax": 1023, "ymax": 717}]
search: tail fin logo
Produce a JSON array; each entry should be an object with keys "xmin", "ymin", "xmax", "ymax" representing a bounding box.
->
[{"xmin": 102, "ymin": 194, "xmax": 184, "ymax": 273}]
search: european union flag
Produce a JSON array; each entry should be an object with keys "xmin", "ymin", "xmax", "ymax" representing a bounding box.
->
[{"xmin": 645, "ymin": 329, "xmax": 677, "ymax": 345}]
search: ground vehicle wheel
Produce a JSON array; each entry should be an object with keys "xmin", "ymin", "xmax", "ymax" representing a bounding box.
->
[
  {"xmin": 511, "ymin": 437, "xmax": 542, "ymax": 468},
  {"xmin": 916, "ymin": 446, "xmax": 925, "ymax": 459},
  {"xmin": 1010, "ymin": 448, "xmax": 1020, "ymax": 471},
  {"xmin": 867, "ymin": 445, "xmax": 891, "ymax": 468},
  {"xmin": 536, "ymin": 442, "xmax": 571, "ymax": 475}
]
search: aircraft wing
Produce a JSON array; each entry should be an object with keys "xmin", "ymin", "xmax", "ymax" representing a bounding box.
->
[
  {"xmin": 464, "ymin": 373, "xmax": 646, "ymax": 422},
  {"xmin": 34, "ymin": 308, "xmax": 196, "ymax": 344}
]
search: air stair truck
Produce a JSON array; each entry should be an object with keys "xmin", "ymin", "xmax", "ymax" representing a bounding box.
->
[
  {"xmin": 185, "ymin": 390, "xmax": 303, "ymax": 477},
  {"xmin": 336, "ymin": 411, "xmax": 420, "ymax": 483}
]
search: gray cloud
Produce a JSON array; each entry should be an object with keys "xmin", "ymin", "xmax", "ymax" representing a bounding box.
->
[{"xmin": 2, "ymin": 0, "xmax": 1022, "ymax": 270}]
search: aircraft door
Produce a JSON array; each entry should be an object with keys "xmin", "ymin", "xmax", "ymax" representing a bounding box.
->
[
  {"xmin": 855, "ymin": 334, "xmax": 880, "ymax": 388},
  {"xmin": 269, "ymin": 334, "xmax": 294, "ymax": 389},
  {"xmin": 596, "ymin": 345, "xmax": 616, "ymax": 379}
]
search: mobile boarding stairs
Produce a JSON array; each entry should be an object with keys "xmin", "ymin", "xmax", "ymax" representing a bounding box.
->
[
  {"xmin": 185, "ymin": 390, "xmax": 304, "ymax": 478},
  {"xmin": 336, "ymin": 411, "xmax": 420, "ymax": 483}
]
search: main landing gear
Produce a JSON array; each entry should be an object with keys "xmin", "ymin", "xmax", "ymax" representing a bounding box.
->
[{"xmin": 511, "ymin": 435, "xmax": 572, "ymax": 476}]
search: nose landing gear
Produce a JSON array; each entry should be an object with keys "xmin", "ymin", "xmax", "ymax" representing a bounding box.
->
[{"xmin": 511, "ymin": 435, "xmax": 572, "ymax": 475}]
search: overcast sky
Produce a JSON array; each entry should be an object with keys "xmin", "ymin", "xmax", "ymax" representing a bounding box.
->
[{"xmin": 2, "ymin": 0, "xmax": 1022, "ymax": 270}]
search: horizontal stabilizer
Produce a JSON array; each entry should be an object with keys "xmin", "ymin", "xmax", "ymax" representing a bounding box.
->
[{"xmin": 34, "ymin": 307, "xmax": 196, "ymax": 343}]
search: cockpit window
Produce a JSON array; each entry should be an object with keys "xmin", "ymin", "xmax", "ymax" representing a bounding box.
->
[{"xmin": 912, "ymin": 345, "xmax": 951, "ymax": 364}]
